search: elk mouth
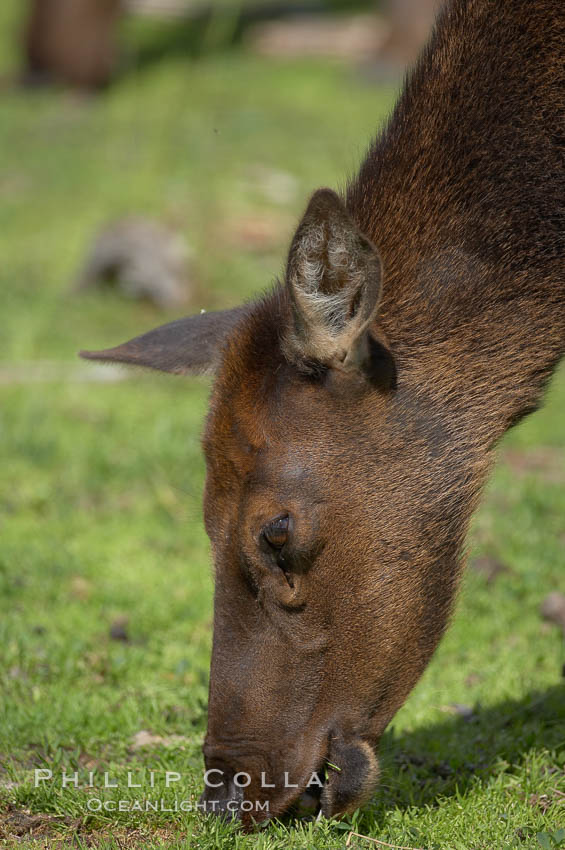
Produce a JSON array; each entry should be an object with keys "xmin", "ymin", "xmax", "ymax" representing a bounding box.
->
[
  {"xmin": 292, "ymin": 734, "xmax": 380, "ymax": 822},
  {"xmin": 199, "ymin": 748, "xmax": 331, "ymax": 827},
  {"xmin": 288, "ymin": 766, "xmax": 326, "ymax": 820},
  {"xmin": 198, "ymin": 771, "xmax": 326, "ymax": 828},
  {"xmin": 200, "ymin": 733, "xmax": 378, "ymax": 827}
]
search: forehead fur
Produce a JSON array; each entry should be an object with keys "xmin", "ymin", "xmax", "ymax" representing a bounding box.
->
[
  {"xmin": 205, "ymin": 285, "xmax": 293, "ymax": 450},
  {"xmin": 218, "ymin": 286, "xmax": 290, "ymax": 391}
]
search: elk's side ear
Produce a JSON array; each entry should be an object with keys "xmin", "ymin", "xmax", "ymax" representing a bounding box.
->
[
  {"xmin": 79, "ymin": 307, "xmax": 245, "ymax": 376},
  {"xmin": 284, "ymin": 188, "xmax": 384, "ymax": 376}
]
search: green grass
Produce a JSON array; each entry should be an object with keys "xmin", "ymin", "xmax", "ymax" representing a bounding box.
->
[{"xmin": 0, "ymin": 3, "xmax": 564, "ymax": 848}]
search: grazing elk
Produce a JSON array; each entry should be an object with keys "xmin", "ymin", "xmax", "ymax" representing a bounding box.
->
[{"xmin": 82, "ymin": 0, "xmax": 565, "ymax": 826}]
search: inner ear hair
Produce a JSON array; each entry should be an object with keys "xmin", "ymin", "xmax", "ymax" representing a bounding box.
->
[{"xmin": 283, "ymin": 188, "xmax": 386, "ymax": 378}]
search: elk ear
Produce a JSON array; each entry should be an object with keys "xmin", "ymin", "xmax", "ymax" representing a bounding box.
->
[
  {"xmin": 79, "ymin": 307, "xmax": 245, "ymax": 376},
  {"xmin": 284, "ymin": 188, "xmax": 384, "ymax": 377}
]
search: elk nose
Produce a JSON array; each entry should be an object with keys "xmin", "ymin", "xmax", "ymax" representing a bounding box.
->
[{"xmin": 199, "ymin": 772, "xmax": 244, "ymax": 818}]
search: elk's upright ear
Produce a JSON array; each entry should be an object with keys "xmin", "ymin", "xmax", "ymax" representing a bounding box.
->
[
  {"xmin": 80, "ymin": 307, "xmax": 245, "ymax": 376},
  {"xmin": 284, "ymin": 188, "xmax": 384, "ymax": 377}
]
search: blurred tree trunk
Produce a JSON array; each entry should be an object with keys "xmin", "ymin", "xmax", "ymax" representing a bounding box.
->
[
  {"xmin": 23, "ymin": 0, "xmax": 121, "ymax": 89},
  {"xmin": 380, "ymin": 0, "xmax": 441, "ymax": 67}
]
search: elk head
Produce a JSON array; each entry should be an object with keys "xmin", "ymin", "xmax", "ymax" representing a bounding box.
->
[{"xmin": 81, "ymin": 189, "xmax": 467, "ymax": 825}]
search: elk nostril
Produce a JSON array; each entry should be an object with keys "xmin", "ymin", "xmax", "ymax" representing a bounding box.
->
[{"xmin": 199, "ymin": 773, "xmax": 244, "ymax": 818}]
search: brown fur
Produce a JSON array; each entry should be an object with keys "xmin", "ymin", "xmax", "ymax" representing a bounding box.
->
[{"xmin": 81, "ymin": 0, "xmax": 565, "ymax": 826}]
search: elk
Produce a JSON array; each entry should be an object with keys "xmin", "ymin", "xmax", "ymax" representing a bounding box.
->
[
  {"xmin": 81, "ymin": 0, "xmax": 565, "ymax": 826},
  {"xmin": 23, "ymin": 0, "xmax": 120, "ymax": 89}
]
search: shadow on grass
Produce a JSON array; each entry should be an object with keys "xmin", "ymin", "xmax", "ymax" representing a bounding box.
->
[{"xmin": 364, "ymin": 682, "xmax": 565, "ymax": 817}]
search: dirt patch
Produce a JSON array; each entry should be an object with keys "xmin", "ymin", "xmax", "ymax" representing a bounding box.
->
[
  {"xmin": 246, "ymin": 14, "xmax": 389, "ymax": 62},
  {"xmin": 0, "ymin": 806, "xmax": 183, "ymax": 846},
  {"xmin": 501, "ymin": 447, "xmax": 565, "ymax": 484},
  {"xmin": 0, "ymin": 806, "xmax": 75, "ymax": 842},
  {"xmin": 470, "ymin": 556, "xmax": 512, "ymax": 585},
  {"xmin": 223, "ymin": 212, "xmax": 291, "ymax": 253},
  {"xmin": 129, "ymin": 729, "xmax": 193, "ymax": 751},
  {"xmin": 541, "ymin": 592, "xmax": 565, "ymax": 635}
]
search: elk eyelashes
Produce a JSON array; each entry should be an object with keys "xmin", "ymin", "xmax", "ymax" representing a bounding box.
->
[{"xmin": 262, "ymin": 514, "xmax": 290, "ymax": 551}]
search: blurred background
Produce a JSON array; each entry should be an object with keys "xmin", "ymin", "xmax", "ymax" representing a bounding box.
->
[
  {"xmin": 1, "ymin": 2, "xmax": 563, "ymax": 846},
  {"xmin": 2, "ymin": 0, "xmax": 440, "ymax": 369}
]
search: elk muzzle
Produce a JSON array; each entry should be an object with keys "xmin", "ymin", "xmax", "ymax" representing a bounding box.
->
[{"xmin": 199, "ymin": 728, "xmax": 379, "ymax": 827}]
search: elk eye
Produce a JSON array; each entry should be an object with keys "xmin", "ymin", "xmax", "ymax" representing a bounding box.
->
[{"xmin": 262, "ymin": 515, "xmax": 290, "ymax": 550}]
